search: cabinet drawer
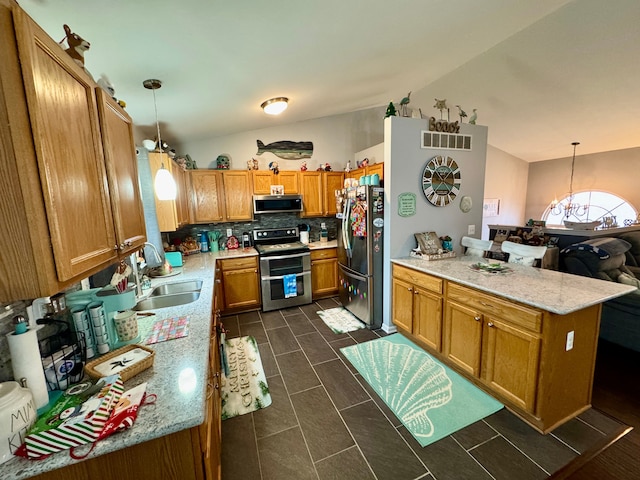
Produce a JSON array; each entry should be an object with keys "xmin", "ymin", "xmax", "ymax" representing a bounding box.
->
[
  {"xmin": 219, "ymin": 256, "xmax": 258, "ymax": 271},
  {"xmin": 310, "ymin": 248, "xmax": 337, "ymax": 260},
  {"xmin": 392, "ymin": 265, "xmax": 443, "ymax": 294},
  {"xmin": 447, "ymin": 283, "xmax": 542, "ymax": 332}
]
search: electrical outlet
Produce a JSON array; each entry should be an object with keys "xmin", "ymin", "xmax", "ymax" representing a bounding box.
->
[
  {"xmin": 566, "ymin": 330, "xmax": 574, "ymax": 351},
  {"xmin": 226, "ymin": 228, "xmax": 233, "ymax": 237},
  {"xmin": 468, "ymin": 224, "xmax": 476, "ymax": 235}
]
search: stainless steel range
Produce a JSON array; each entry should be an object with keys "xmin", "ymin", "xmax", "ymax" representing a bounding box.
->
[{"xmin": 253, "ymin": 227, "xmax": 312, "ymax": 311}]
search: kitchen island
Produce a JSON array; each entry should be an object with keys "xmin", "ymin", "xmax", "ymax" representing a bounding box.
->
[
  {"xmin": 5, "ymin": 249, "xmax": 257, "ymax": 480},
  {"xmin": 391, "ymin": 256, "xmax": 635, "ymax": 433}
]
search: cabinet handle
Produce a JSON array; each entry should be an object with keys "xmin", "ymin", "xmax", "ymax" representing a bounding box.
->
[
  {"xmin": 407, "ymin": 287, "xmax": 413, "ymax": 292},
  {"xmin": 113, "ymin": 244, "xmax": 119, "ymax": 251},
  {"xmin": 215, "ymin": 279, "xmax": 221, "ymax": 284},
  {"xmin": 487, "ymin": 322, "xmax": 495, "ymax": 328},
  {"xmin": 414, "ymin": 290, "xmax": 419, "ymax": 295},
  {"xmin": 474, "ymin": 315, "xmax": 481, "ymax": 322},
  {"xmin": 214, "ymin": 383, "xmax": 219, "ymax": 390}
]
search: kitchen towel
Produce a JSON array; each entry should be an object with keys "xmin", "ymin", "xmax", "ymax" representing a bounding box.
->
[
  {"xmin": 283, "ymin": 274, "xmax": 297, "ymax": 298},
  {"xmin": 6, "ymin": 327, "xmax": 49, "ymax": 409},
  {"xmin": 146, "ymin": 316, "xmax": 190, "ymax": 345}
]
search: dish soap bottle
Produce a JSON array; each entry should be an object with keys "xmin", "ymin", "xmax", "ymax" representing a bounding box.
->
[
  {"xmin": 200, "ymin": 232, "xmax": 209, "ymax": 252},
  {"xmin": 320, "ymin": 222, "xmax": 328, "ymax": 243}
]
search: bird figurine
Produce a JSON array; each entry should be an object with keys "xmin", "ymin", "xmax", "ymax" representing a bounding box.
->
[
  {"xmin": 399, "ymin": 91, "xmax": 411, "ymax": 117},
  {"xmin": 456, "ymin": 105, "xmax": 467, "ymax": 123},
  {"xmin": 469, "ymin": 109, "xmax": 478, "ymax": 125}
]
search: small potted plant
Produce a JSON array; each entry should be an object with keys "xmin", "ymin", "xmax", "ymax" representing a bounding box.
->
[{"xmin": 440, "ymin": 235, "xmax": 453, "ymax": 251}]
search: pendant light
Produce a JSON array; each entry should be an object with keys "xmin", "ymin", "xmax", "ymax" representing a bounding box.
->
[
  {"xmin": 143, "ymin": 78, "xmax": 176, "ymax": 201},
  {"xmin": 261, "ymin": 97, "xmax": 288, "ymax": 115},
  {"xmin": 550, "ymin": 141, "xmax": 588, "ymax": 218}
]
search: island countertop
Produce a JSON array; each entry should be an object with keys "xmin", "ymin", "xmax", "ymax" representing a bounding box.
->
[
  {"xmin": 392, "ymin": 256, "xmax": 636, "ymax": 315},
  {"xmin": 6, "ymin": 253, "xmax": 218, "ymax": 480}
]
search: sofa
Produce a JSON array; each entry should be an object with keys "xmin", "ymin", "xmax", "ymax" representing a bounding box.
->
[
  {"xmin": 619, "ymin": 231, "xmax": 640, "ymax": 279},
  {"xmin": 561, "ymin": 237, "xmax": 640, "ymax": 352}
]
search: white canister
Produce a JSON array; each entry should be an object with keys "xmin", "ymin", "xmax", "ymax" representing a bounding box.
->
[
  {"xmin": 300, "ymin": 231, "xmax": 309, "ymax": 244},
  {"xmin": 0, "ymin": 381, "xmax": 36, "ymax": 464}
]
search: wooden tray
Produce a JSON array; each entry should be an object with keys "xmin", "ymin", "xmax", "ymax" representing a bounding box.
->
[{"xmin": 84, "ymin": 344, "xmax": 155, "ymax": 382}]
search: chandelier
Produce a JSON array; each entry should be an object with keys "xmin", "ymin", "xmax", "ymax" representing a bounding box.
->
[{"xmin": 550, "ymin": 142, "xmax": 588, "ymax": 218}]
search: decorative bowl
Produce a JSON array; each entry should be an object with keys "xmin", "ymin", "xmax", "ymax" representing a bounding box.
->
[{"xmin": 563, "ymin": 220, "xmax": 602, "ymax": 230}]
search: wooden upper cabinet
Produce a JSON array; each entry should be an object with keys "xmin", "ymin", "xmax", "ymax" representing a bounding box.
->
[
  {"xmin": 191, "ymin": 170, "xmax": 224, "ymax": 223},
  {"xmin": 366, "ymin": 162, "xmax": 384, "ymax": 180},
  {"xmin": 252, "ymin": 170, "xmax": 299, "ymax": 194},
  {"xmin": 222, "ymin": 171, "xmax": 253, "ymax": 221},
  {"xmin": 173, "ymin": 163, "xmax": 190, "ymax": 226},
  {"xmin": 148, "ymin": 152, "xmax": 178, "ymax": 232},
  {"xmin": 300, "ymin": 172, "xmax": 323, "ymax": 217},
  {"xmin": 324, "ymin": 172, "xmax": 344, "ymax": 216},
  {"xmin": 252, "ymin": 171, "xmax": 273, "ymax": 195},
  {"xmin": 12, "ymin": 7, "xmax": 117, "ymax": 282},
  {"xmin": 300, "ymin": 171, "xmax": 344, "ymax": 217},
  {"xmin": 96, "ymin": 89, "xmax": 146, "ymax": 255}
]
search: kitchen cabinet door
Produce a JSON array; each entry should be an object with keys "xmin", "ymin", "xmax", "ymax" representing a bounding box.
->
[
  {"xmin": 148, "ymin": 152, "xmax": 179, "ymax": 231},
  {"xmin": 222, "ymin": 171, "xmax": 253, "ymax": 221},
  {"xmin": 96, "ymin": 89, "xmax": 146, "ymax": 255},
  {"xmin": 219, "ymin": 257, "xmax": 260, "ymax": 311},
  {"xmin": 391, "ymin": 276, "xmax": 415, "ymax": 333},
  {"xmin": 481, "ymin": 317, "xmax": 540, "ymax": 412},
  {"xmin": 323, "ymin": 172, "xmax": 345, "ymax": 216},
  {"xmin": 311, "ymin": 248, "xmax": 338, "ymax": 299},
  {"xmin": 252, "ymin": 170, "xmax": 273, "ymax": 194},
  {"xmin": 300, "ymin": 172, "xmax": 323, "ymax": 217},
  {"xmin": 173, "ymin": 164, "xmax": 191, "ymax": 226},
  {"xmin": 279, "ymin": 171, "xmax": 299, "ymax": 193},
  {"xmin": 413, "ymin": 287, "xmax": 443, "ymax": 351},
  {"xmin": 191, "ymin": 170, "xmax": 225, "ymax": 223},
  {"xmin": 366, "ymin": 162, "xmax": 384, "ymax": 181},
  {"xmin": 13, "ymin": 7, "xmax": 117, "ymax": 281},
  {"xmin": 443, "ymin": 300, "xmax": 483, "ymax": 376}
]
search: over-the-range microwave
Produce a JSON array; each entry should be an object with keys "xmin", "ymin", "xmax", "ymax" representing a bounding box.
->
[{"xmin": 253, "ymin": 194, "xmax": 303, "ymax": 214}]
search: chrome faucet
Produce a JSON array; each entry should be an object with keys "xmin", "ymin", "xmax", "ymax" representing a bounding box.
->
[{"xmin": 133, "ymin": 242, "xmax": 164, "ymax": 298}]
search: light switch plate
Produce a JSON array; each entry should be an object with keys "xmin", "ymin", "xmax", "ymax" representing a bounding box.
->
[
  {"xmin": 468, "ymin": 224, "xmax": 476, "ymax": 235},
  {"xmin": 566, "ymin": 330, "xmax": 574, "ymax": 351},
  {"xmin": 226, "ymin": 228, "xmax": 233, "ymax": 237}
]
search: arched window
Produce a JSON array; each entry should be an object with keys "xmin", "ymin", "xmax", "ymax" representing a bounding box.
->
[{"xmin": 543, "ymin": 191, "xmax": 638, "ymax": 227}]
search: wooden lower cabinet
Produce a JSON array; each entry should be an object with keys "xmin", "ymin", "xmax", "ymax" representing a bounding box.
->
[
  {"xmin": 311, "ymin": 248, "xmax": 338, "ymax": 299},
  {"xmin": 391, "ymin": 265, "xmax": 443, "ymax": 351},
  {"xmin": 393, "ymin": 263, "xmax": 601, "ymax": 433},
  {"xmin": 218, "ymin": 257, "xmax": 261, "ymax": 312}
]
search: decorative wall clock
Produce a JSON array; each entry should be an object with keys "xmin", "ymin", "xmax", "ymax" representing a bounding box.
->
[{"xmin": 422, "ymin": 155, "xmax": 461, "ymax": 206}]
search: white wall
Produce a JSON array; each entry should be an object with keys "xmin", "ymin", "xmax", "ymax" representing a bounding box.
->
[
  {"xmin": 182, "ymin": 107, "xmax": 386, "ymax": 172},
  {"xmin": 482, "ymin": 145, "xmax": 529, "ymax": 238},
  {"xmin": 382, "ymin": 117, "xmax": 488, "ymax": 331}
]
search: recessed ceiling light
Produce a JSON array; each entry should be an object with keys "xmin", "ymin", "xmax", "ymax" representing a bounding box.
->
[{"xmin": 261, "ymin": 97, "xmax": 288, "ymax": 115}]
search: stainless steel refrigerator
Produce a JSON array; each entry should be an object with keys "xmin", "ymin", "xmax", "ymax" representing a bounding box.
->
[{"xmin": 336, "ymin": 185, "xmax": 384, "ymax": 329}]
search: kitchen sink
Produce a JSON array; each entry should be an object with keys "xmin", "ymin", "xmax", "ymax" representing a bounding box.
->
[
  {"xmin": 134, "ymin": 291, "xmax": 201, "ymax": 311},
  {"xmin": 149, "ymin": 280, "xmax": 203, "ymax": 297}
]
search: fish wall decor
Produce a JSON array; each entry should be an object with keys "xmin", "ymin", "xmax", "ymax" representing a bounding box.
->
[{"xmin": 256, "ymin": 140, "xmax": 313, "ymax": 160}]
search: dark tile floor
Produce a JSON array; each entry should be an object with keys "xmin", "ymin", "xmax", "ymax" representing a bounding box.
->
[{"xmin": 220, "ymin": 298, "xmax": 626, "ymax": 480}]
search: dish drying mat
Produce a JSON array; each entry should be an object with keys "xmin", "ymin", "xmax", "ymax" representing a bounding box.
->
[{"xmin": 145, "ymin": 316, "xmax": 190, "ymax": 344}]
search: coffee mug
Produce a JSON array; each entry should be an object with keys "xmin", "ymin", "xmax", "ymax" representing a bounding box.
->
[{"xmin": 113, "ymin": 310, "xmax": 139, "ymax": 342}]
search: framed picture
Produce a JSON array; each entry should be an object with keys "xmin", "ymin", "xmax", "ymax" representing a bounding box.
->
[
  {"xmin": 270, "ymin": 185, "xmax": 284, "ymax": 195},
  {"xmin": 483, "ymin": 198, "xmax": 500, "ymax": 217}
]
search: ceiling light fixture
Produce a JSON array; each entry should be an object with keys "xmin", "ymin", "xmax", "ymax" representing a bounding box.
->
[
  {"xmin": 261, "ymin": 97, "xmax": 289, "ymax": 115},
  {"xmin": 143, "ymin": 78, "xmax": 176, "ymax": 201},
  {"xmin": 550, "ymin": 141, "xmax": 588, "ymax": 219}
]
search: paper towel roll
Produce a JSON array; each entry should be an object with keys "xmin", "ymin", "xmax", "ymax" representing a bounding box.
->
[{"xmin": 6, "ymin": 327, "xmax": 49, "ymax": 409}]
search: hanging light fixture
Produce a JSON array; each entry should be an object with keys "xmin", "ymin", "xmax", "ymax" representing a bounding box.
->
[
  {"xmin": 143, "ymin": 78, "xmax": 176, "ymax": 201},
  {"xmin": 550, "ymin": 141, "xmax": 588, "ymax": 218},
  {"xmin": 261, "ymin": 97, "xmax": 288, "ymax": 115}
]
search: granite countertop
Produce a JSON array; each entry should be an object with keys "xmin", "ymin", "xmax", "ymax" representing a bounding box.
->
[
  {"xmin": 308, "ymin": 240, "xmax": 337, "ymax": 249},
  {"xmin": 392, "ymin": 256, "xmax": 636, "ymax": 315},
  {"xmin": 6, "ymin": 254, "xmax": 218, "ymax": 480}
]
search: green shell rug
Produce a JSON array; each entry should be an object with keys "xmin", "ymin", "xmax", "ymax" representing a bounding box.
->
[
  {"xmin": 340, "ymin": 334, "xmax": 503, "ymax": 447},
  {"xmin": 221, "ymin": 336, "xmax": 272, "ymax": 420},
  {"xmin": 317, "ymin": 307, "xmax": 366, "ymax": 334}
]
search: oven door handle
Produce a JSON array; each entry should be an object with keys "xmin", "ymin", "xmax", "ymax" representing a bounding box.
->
[
  {"xmin": 261, "ymin": 252, "xmax": 310, "ymax": 261},
  {"xmin": 262, "ymin": 271, "xmax": 311, "ymax": 281}
]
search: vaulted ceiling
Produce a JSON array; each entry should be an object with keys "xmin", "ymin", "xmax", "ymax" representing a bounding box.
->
[{"xmin": 20, "ymin": 0, "xmax": 640, "ymax": 162}]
